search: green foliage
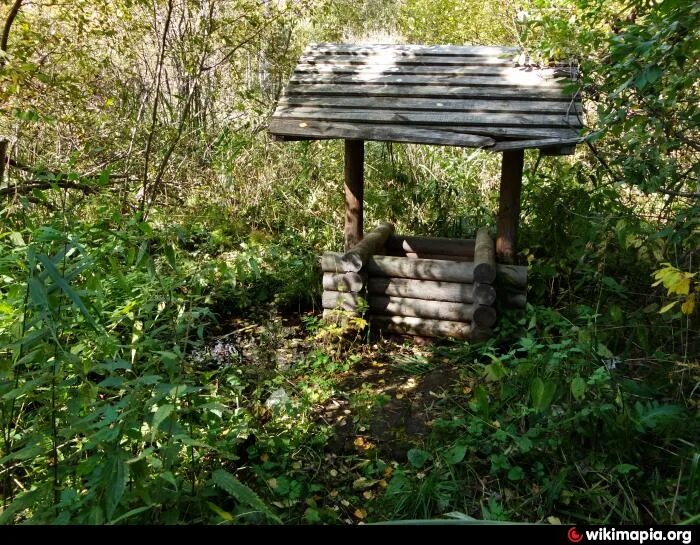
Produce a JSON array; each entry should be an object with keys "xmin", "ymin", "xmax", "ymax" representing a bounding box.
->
[
  {"xmin": 0, "ymin": 0, "xmax": 698, "ymax": 528},
  {"xmin": 377, "ymin": 305, "xmax": 698, "ymax": 524},
  {"xmin": 399, "ymin": 0, "xmax": 515, "ymax": 45}
]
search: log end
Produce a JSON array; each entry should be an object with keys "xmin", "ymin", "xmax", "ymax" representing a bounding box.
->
[
  {"xmin": 472, "ymin": 305, "xmax": 497, "ymax": 329},
  {"xmin": 473, "ymin": 283, "xmax": 497, "ymax": 306},
  {"xmin": 340, "ymin": 252, "xmax": 364, "ymax": 272},
  {"xmin": 473, "ymin": 262, "xmax": 497, "ymax": 284}
]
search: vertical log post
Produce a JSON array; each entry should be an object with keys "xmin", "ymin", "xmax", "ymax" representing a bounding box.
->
[
  {"xmin": 344, "ymin": 139, "xmax": 364, "ymax": 251},
  {"xmin": 496, "ymin": 149, "xmax": 524, "ymax": 264}
]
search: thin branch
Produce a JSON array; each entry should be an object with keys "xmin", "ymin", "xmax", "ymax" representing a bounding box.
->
[
  {"xmin": 0, "ymin": 181, "xmax": 99, "ymax": 196},
  {"xmin": 654, "ymin": 187, "xmax": 700, "ymax": 199},
  {"xmin": 0, "ymin": 0, "xmax": 22, "ymax": 69},
  {"xmin": 141, "ymin": 0, "xmax": 174, "ymax": 211}
]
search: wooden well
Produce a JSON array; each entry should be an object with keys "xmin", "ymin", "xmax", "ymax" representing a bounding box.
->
[
  {"xmin": 320, "ymin": 223, "xmax": 527, "ymax": 340},
  {"xmin": 268, "ymin": 43, "xmax": 581, "ymax": 339}
]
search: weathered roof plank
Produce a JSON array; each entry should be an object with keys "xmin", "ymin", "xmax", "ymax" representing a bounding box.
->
[{"xmin": 269, "ymin": 43, "xmax": 583, "ymax": 153}]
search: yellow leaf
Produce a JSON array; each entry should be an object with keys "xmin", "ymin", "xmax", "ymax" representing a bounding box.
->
[
  {"xmin": 354, "ymin": 508, "xmax": 367, "ymax": 520},
  {"xmin": 660, "ymin": 301, "xmax": 677, "ymax": 314},
  {"xmin": 673, "ymin": 277, "xmax": 691, "ymax": 296},
  {"xmin": 681, "ymin": 295, "xmax": 695, "ymax": 315}
]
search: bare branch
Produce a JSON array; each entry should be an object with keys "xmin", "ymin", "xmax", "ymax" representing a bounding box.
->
[
  {"xmin": 141, "ymin": 0, "xmax": 175, "ymax": 211},
  {"xmin": 0, "ymin": 0, "xmax": 22, "ymax": 68}
]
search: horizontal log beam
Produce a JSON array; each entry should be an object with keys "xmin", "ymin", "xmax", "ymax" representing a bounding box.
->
[
  {"xmin": 321, "ymin": 290, "xmax": 366, "ymax": 311},
  {"xmin": 386, "ymin": 235, "xmax": 475, "ymax": 258},
  {"xmin": 322, "ymin": 272, "xmax": 366, "ymax": 292},
  {"xmin": 368, "ymin": 276, "xmax": 496, "ymax": 305},
  {"xmin": 369, "ymin": 314, "xmax": 491, "ymax": 341},
  {"xmin": 368, "ymin": 294, "xmax": 496, "ymax": 327},
  {"xmin": 367, "ymin": 254, "xmax": 477, "ymax": 283},
  {"xmin": 496, "ymin": 264, "xmax": 528, "ymax": 290},
  {"xmin": 396, "ymin": 252, "xmax": 471, "ymax": 262},
  {"xmin": 504, "ymin": 292, "xmax": 527, "ymax": 309}
]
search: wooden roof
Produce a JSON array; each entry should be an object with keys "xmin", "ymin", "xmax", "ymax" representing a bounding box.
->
[{"xmin": 269, "ymin": 43, "xmax": 583, "ymax": 153}]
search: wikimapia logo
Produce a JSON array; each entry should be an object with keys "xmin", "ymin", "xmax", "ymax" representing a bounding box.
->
[{"xmin": 567, "ymin": 527, "xmax": 693, "ymax": 544}]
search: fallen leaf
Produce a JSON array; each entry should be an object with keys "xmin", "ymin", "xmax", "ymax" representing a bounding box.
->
[
  {"xmin": 353, "ymin": 477, "xmax": 378, "ymax": 490},
  {"xmin": 354, "ymin": 508, "xmax": 367, "ymax": 520}
]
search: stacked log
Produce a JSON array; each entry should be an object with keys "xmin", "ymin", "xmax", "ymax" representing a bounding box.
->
[
  {"xmin": 496, "ymin": 264, "xmax": 528, "ymax": 309},
  {"xmin": 321, "ymin": 225, "xmax": 510, "ymax": 340},
  {"xmin": 320, "ymin": 222, "xmax": 395, "ymax": 323}
]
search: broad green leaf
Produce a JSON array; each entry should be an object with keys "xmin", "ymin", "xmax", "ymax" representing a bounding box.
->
[
  {"xmin": 407, "ymin": 448, "xmax": 430, "ymax": 468},
  {"xmin": 151, "ymin": 404, "xmax": 174, "ymax": 439},
  {"xmin": 211, "ymin": 469, "xmax": 281, "ymax": 524},
  {"xmin": 570, "ymin": 377, "xmax": 586, "ymax": 401},
  {"xmin": 444, "ymin": 444, "xmax": 468, "ymax": 465},
  {"xmin": 614, "ymin": 463, "xmax": 639, "ymax": 475},
  {"xmin": 507, "ymin": 466, "xmax": 524, "ymax": 481},
  {"xmin": 530, "ymin": 377, "xmax": 556, "ymax": 412},
  {"xmin": 0, "ymin": 442, "xmax": 43, "ymax": 464},
  {"xmin": 484, "ymin": 359, "xmax": 507, "ymax": 382},
  {"xmin": 0, "ymin": 487, "xmax": 45, "ymax": 524},
  {"xmin": 108, "ymin": 505, "xmax": 154, "ymax": 525}
]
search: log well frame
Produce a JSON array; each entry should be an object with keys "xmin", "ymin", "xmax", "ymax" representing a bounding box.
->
[
  {"xmin": 320, "ymin": 224, "xmax": 527, "ymax": 340},
  {"xmin": 269, "ymin": 43, "xmax": 582, "ymax": 338}
]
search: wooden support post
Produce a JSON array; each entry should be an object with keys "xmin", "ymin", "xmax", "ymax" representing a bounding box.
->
[
  {"xmin": 344, "ymin": 139, "xmax": 364, "ymax": 251},
  {"xmin": 496, "ymin": 149, "xmax": 524, "ymax": 264}
]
